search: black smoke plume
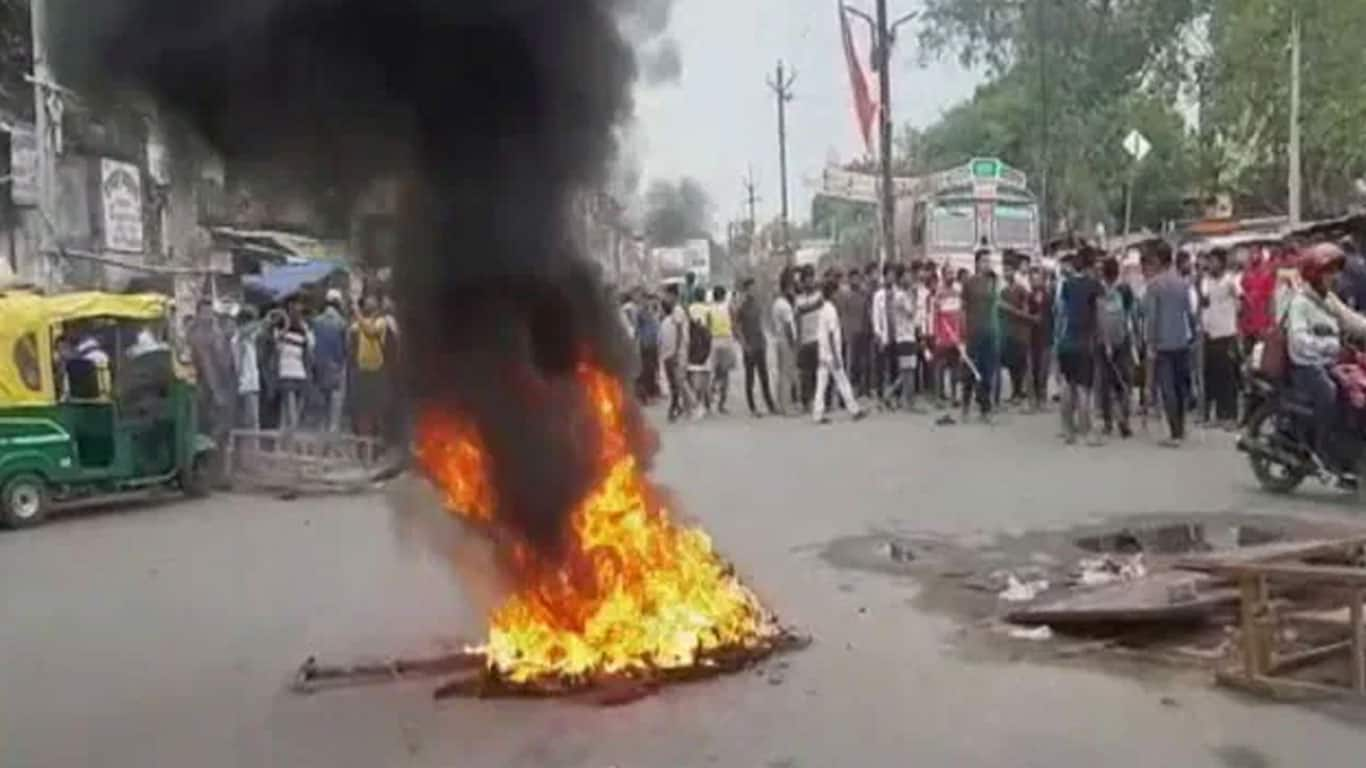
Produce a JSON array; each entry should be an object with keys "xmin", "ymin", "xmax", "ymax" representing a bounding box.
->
[{"xmin": 64, "ymin": 0, "xmax": 660, "ymax": 558}]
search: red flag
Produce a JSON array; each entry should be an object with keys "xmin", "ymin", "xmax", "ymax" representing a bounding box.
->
[{"xmin": 839, "ymin": 3, "xmax": 879, "ymax": 156}]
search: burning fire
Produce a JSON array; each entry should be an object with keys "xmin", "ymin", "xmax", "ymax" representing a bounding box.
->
[{"xmin": 417, "ymin": 363, "xmax": 780, "ymax": 685}]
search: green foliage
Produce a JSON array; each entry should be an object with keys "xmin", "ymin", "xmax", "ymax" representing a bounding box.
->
[{"xmin": 1205, "ymin": 0, "xmax": 1366, "ymax": 216}]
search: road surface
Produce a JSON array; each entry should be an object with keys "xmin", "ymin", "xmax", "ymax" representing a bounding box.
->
[{"xmin": 3, "ymin": 407, "xmax": 1364, "ymax": 767}]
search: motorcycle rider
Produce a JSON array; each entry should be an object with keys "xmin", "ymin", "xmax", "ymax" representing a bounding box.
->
[{"xmin": 1287, "ymin": 244, "xmax": 1347, "ymax": 465}]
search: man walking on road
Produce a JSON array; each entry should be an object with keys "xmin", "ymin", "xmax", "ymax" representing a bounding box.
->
[
  {"xmin": 311, "ymin": 289, "xmax": 349, "ymax": 432},
  {"xmin": 1057, "ymin": 249, "xmax": 1105, "ymax": 444},
  {"xmin": 812, "ymin": 279, "xmax": 865, "ymax": 424},
  {"xmin": 735, "ymin": 279, "xmax": 779, "ymax": 417},
  {"xmin": 772, "ymin": 271, "xmax": 800, "ymax": 415},
  {"xmin": 962, "ymin": 250, "xmax": 1001, "ymax": 422},
  {"xmin": 1201, "ymin": 248, "xmax": 1242, "ymax": 427},
  {"xmin": 835, "ymin": 270, "xmax": 870, "ymax": 398},
  {"xmin": 660, "ymin": 285, "xmax": 694, "ymax": 422},
  {"xmin": 794, "ymin": 266, "xmax": 824, "ymax": 410},
  {"xmin": 998, "ymin": 253, "xmax": 1033, "ymax": 406},
  {"xmin": 1097, "ymin": 257, "xmax": 1137, "ymax": 439},
  {"xmin": 1145, "ymin": 243, "xmax": 1197, "ymax": 446},
  {"xmin": 706, "ymin": 286, "xmax": 738, "ymax": 414}
]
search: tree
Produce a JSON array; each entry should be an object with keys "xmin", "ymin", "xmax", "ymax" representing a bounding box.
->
[
  {"xmin": 912, "ymin": 0, "xmax": 1204, "ymax": 232},
  {"xmin": 1203, "ymin": 0, "xmax": 1366, "ymax": 217},
  {"xmin": 0, "ymin": 0, "xmax": 33, "ymax": 120},
  {"xmin": 642, "ymin": 177, "xmax": 711, "ymax": 246}
]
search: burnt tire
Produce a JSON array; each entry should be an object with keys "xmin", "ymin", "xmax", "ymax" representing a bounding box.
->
[
  {"xmin": 1245, "ymin": 403, "xmax": 1307, "ymax": 495},
  {"xmin": 180, "ymin": 451, "xmax": 214, "ymax": 499},
  {"xmin": 1, "ymin": 474, "xmax": 50, "ymax": 529}
]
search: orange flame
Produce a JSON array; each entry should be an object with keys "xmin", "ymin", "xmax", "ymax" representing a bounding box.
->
[{"xmin": 416, "ymin": 363, "xmax": 779, "ymax": 684}]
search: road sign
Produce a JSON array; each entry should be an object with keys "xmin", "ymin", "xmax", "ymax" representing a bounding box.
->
[{"xmin": 1123, "ymin": 130, "xmax": 1151, "ymax": 162}]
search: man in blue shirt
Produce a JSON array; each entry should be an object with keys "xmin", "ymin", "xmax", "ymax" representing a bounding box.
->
[
  {"xmin": 1144, "ymin": 242, "xmax": 1197, "ymax": 446},
  {"xmin": 311, "ymin": 289, "xmax": 350, "ymax": 432},
  {"xmin": 1057, "ymin": 248, "xmax": 1105, "ymax": 444}
]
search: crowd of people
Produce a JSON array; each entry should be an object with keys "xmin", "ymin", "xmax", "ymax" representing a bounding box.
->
[
  {"xmin": 184, "ymin": 288, "xmax": 404, "ymax": 450},
  {"xmin": 618, "ymin": 233, "xmax": 1366, "ymax": 446}
]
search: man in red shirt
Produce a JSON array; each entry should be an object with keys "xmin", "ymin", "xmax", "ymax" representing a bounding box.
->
[{"xmin": 1240, "ymin": 245, "xmax": 1277, "ymax": 355}]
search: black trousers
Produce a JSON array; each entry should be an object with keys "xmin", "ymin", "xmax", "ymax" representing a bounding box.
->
[
  {"xmin": 664, "ymin": 356, "xmax": 686, "ymax": 419},
  {"xmin": 848, "ymin": 331, "xmax": 873, "ymax": 396},
  {"xmin": 1001, "ymin": 337, "xmax": 1028, "ymax": 402},
  {"xmin": 798, "ymin": 342, "xmax": 819, "ymax": 409},
  {"xmin": 637, "ymin": 344, "xmax": 660, "ymax": 400},
  {"xmin": 744, "ymin": 344, "xmax": 778, "ymax": 414},
  {"xmin": 1156, "ymin": 349, "xmax": 1191, "ymax": 440},
  {"xmin": 1028, "ymin": 340, "xmax": 1050, "ymax": 407},
  {"xmin": 1203, "ymin": 335, "xmax": 1239, "ymax": 422},
  {"xmin": 1098, "ymin": 344, "xmax": 1133, "ymax": 430}
]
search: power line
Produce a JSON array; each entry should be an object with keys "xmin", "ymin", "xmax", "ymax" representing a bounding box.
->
[{"xmin": 766, "ymin": 61, "xmax": 796, "ymax": 258}]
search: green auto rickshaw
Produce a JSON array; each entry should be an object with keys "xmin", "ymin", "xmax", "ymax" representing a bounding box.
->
[{"xmin": 0, "ymin": 290, "xmax": 218, "ymax": 528}]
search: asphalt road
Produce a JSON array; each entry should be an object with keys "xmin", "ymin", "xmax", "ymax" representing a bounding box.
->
[{"xmin": 3, "ymin": 405, "xmax": 1366, "ymax": 767}]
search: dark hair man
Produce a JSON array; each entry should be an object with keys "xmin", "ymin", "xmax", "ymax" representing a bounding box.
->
[
  {"xmin": 1057, "ymin": 248, "xmax": 1105, "ymax": 444},
  {"xmin": 1097, "ymin": 257, "xmax": 1137, "ymax": 439},
  {"xmin": 734, "ymin": 279, "xmax": 778, "ymax": 416},
  {"xmin": 1144, "ymin": 241, "xmax": 1197, "ymax": 445},
  {"xmin": 812, "ymin": 279, "xmax": 866, "ymax": 424},
  {"xmin": 794, "ymin": 265, "xmax": 824, "ymax": 409},
  {"xmin": 961, "ymin": 249, "xmax": 1001, "ymax": 422}
]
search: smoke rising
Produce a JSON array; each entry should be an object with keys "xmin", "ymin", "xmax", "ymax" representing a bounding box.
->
[{"xmin": 66, "ymin": 0, "xmax": 662, "ymax": 558}]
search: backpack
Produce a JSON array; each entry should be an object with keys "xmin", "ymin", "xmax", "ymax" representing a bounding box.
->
[
  {"xmin": 355, "ymin": 320, "xmax": 388, "ymax": 372},
  {"xmin": 687, "ymin": 315, "xmax": 712, "ymax": 365},
  {"xmin": 1098, "ymin": 285, "xmax": 1132, "ymax": 348}
]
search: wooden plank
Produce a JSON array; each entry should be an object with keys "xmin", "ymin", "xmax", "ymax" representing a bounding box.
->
[
  {"xmin": 1240, "ymin": 574, "xmax": 1264, "ymax": 678},
  {"xmin": 1175, "ymin": 537, "xmax": 1366, "ymax": 573},
  {"xmin": 1216, "ymin": 668, "xmax": 1351, "ymax": 702},
  {"xmin": 1269, "ymin": 641, "xmax": 1352, "ymax": 673},
  {"xmin": 1219, "ymin": 563, "xmax": 1366, "ymax": 587},
  {"xmin": 1352, "ymin": 589, "xmax": 1365, "ymax": 695},
  {"xmin": 1006, "ymin": 572, "xmax": 1237, "ymax": 626}
]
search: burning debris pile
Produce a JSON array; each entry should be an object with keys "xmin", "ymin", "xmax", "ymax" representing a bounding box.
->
[
  {"xmin": 72, "ymin": 0, "xmax": 802, "ymax": 698},
  {"xmin": 413, "ymin": 364, "xmax": 801, "ymax": 695}
]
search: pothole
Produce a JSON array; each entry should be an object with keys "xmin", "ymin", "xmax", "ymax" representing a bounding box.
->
[{"xmin": 1073, "ymin": 523, "xmax": 1283, "ymax": 557}]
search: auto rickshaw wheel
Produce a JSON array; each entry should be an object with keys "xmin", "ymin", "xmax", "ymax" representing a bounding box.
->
[
  {"xmin": 1, "ymin": 474, "xmax": 49, "ymax": 529},
  {"xmin": 180, "ymin": 451, "xmax": 214, "ymax": 498}
]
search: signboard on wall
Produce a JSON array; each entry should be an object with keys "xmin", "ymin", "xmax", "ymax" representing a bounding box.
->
[
  {"xmin": 101, "ymin": 158, "xmax": 145, "ymax": 253},
  {"xmin": 8, "ymin": 124, "xmax": 37, "ymax": 206}
]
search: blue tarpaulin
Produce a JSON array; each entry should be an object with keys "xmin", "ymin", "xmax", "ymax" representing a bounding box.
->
[{"xmin": 243, "ymin": 261, "xmax": 343, "ymax": 305}]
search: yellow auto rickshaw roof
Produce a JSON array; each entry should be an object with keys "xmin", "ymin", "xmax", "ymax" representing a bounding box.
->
[
  {"xmin": 0, "ymin": 290, "xmax": 169, "ymax": 327},
  {"xmin": 0, "ymin": 291, "xmax": 170, "ymax": 407}
]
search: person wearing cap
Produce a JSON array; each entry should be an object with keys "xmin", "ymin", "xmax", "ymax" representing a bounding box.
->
[
  {"xmin": 1288, "ymin": 244, "xmax": 1346, "ymax": 464},
  {"xmin": 311, "ymin": 288, "xmax": 349, "ymax": 432}
]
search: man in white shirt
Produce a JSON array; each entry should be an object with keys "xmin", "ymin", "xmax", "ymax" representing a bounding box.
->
[
  {"xmin": 772, "ymin": 272, "xmax": 800, "ymax": 414},
  {"xmin": 1200, "ymin": 248, "xmax": 1243, "ymax": 425},
  {"xmin": 275, "ymin": 299, "xmax": 315, "ymax": 429},
  {"xmin": 794, "ymin": 266, "xmax": 825, "ymax": 409},
  {"xmin": 812, "ymin": 280, "xmax": 866, "ymax": 424}
]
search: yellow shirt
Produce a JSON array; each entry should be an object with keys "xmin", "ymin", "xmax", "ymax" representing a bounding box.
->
[{"xmin": 704, "ymin": 301, "xmax": 733, "ymax": 340}]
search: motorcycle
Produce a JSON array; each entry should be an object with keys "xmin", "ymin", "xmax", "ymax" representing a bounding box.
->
[{"xmin": 1237, "ymin": 371, "xmax": 1366, "ymax": 501}]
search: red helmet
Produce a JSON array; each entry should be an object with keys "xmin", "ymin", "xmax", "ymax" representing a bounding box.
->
[{"xmin": 1298, "ymin": 243, "xmax": 1346, "ymax": 286}]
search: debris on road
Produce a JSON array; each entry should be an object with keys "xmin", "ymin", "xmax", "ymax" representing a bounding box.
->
[
  {"xmin": 1073, "ymin": 554, "xmax": 1147, "ymax": 587},
  {"xmin": 998, "ymin": 575, "xmax": 1050, "ymax": 602},
  {"xmin": 1005, "ymin": 572, "xmax": 1239, "ymax": 627},
  {"xmin": 1008, "ymin": 625, "xmax": 1054, "ymax": 641}
]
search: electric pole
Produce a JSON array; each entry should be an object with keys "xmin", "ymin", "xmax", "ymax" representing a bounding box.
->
[
  {"xmin": 766, "ymin": 61, "xmax": 796, "ymax": 258},
  {"xmin": 29, "ymin": 0, "xmax": 59, "ymax": 288},
  {"xmin": 846, "ymin": 2, "xmax": 916, "ymax": 266},
  {"xmin": 742, "ymin": 167, "xmax": 759, "ymax": 235},
  {"xmin": 1036, "ymin": 0, "xmax": 1050, "ymax": 243},
  {"xmin": 1288, "ymin": 7, "xmax": 1302, "ymax": 226},
  {"xmin": 875, "ymin": 0, "xmax": 895, "ymax": 267}
]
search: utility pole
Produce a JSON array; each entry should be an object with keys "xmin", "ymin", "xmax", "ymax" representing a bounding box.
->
[
  {"xmin": 1288, "ymin": 7, "xmax": 1302, "ymax": 226},
  {"xmin": 1036, "ymin": 0, "xmax": 1050, "ymax": 243},
  {"xmin": 742, "ymin": 167, "xmax": 759, "ymax": 235},
  {"xmin": 766, "ymin": 62, "xmax": 796, "ymax": 258},
  {"xmin": 846, "ymin": 2, "xmax": 916, "ymax": 267},
  {"xmin": 875, "ymin": 0, "xmax": 895, "ymax": 268},
  {"xmin": 29, "ymin": 0, "xmax": 59, "ymax": 288}
]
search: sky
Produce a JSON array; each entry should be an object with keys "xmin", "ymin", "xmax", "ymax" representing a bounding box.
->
[{"xmin": 632, "ymin": 0, "xmax": 983, "ymax": 235}]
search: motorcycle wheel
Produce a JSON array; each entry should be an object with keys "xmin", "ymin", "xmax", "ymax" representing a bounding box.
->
[{"xmin": 1245, "ymin": 402, "xmax": 1308, "ymax": 494}]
